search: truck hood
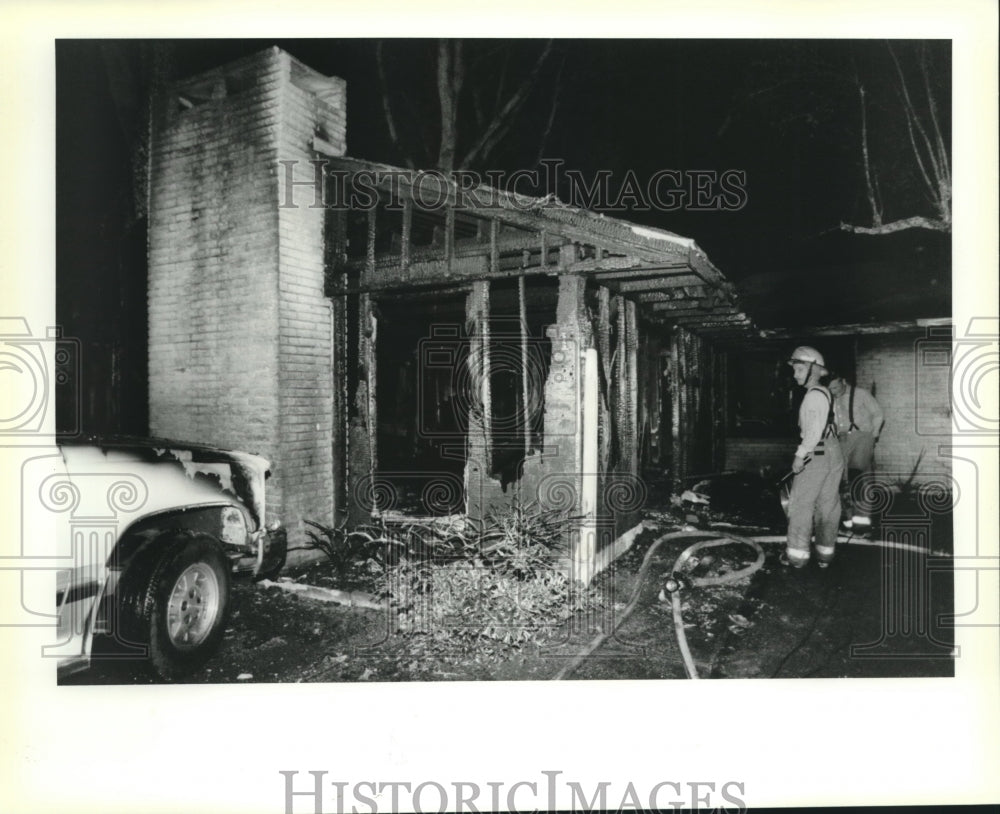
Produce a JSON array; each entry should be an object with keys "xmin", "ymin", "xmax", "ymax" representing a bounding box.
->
[{"xmin": 58, "ymin": 436, "xmax": 271, "ymax": 529}]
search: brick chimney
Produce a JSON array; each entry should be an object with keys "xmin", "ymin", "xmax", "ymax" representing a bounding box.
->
[{"xmin": 148, "ymin": 48, "xmax": 345, "ymax": 546}]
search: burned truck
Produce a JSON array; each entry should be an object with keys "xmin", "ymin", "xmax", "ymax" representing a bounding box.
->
[{"xmin": 40, "ymin": 438, "xmax": 286, "ymax": 680}]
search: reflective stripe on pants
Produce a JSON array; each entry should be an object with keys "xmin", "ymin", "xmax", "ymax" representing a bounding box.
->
[{"xmin": 787, "ymin": 441, "xmax": 844, "ymax": 564}]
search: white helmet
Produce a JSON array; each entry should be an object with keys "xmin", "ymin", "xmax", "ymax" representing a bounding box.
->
[{"xmin": 788, "ymin": 346, "xmax": 827, "ymax": 372}]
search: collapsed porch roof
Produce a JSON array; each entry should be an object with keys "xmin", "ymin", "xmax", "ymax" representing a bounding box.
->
[{"xmin": 313, "ymin": 148, "xmax": 752, "ymax": 333}]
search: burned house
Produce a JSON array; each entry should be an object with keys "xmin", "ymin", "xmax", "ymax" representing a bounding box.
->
[
  {"xmin": 146, "ymin": 48, "xmax": 747, "ymax": 581},
  {"xmin": 145, "ymin": 47, "xmax": 955, "ymax": 582}
]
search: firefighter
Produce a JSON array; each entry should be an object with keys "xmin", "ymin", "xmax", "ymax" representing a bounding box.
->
[
  {"xmin": 829, "ymin": 374, "xmax": 885, "ymax": 535},
  {"xmin": 784, "ymin": 346, "xmax": 844, "ymax": 568}
]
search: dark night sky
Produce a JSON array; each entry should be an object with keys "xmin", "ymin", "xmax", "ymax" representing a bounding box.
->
[
  {"xmin": 56, "ymin": 38, "xmax": 951, "ymax": 433},
  {"xmin": 59, "ymin": 38, "xmax": 952, "ymax": 271}
]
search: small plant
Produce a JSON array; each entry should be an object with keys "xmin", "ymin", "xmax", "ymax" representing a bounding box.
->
[
  {"xmin": 471, "ymin": 501, "xmax": 575, "ymax": 571},
  {"xmin": 298, "ymin": 516, "xmax": 477, "ymax": 584},
  {"xmin": 298, "ymin": 519, "xmax": 404, "ymax": 581},
  {"xmin": 375, "ymin": 502, "xmax": 601, "ymax": 660},
  {"xmin": 893, "ymin": 448, "xmax": 926, "ymax": 498}
]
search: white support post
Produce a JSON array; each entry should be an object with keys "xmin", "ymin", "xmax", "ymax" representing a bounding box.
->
[{"xmin": 577, "ymin": 347, "xmax": 599, "ymax": 585}]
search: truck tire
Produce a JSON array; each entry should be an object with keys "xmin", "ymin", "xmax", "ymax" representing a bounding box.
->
[{"xmin": 138, "ymin": 533, "xmax": 231, "ymax": 680}]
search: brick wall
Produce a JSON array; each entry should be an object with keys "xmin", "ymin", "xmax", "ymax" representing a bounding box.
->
[
  {"xmin": 148, "ymin": 48, "xmax": 344, "ymax": 548},
  {"xmin": 855, "ymin": 331, "xmax": 952, "ymax": 482},
  {"xmin": 724, "ymin": 437, "xmax": 797, "ymax": 476},
  {"xmin": 274, "ymin": 55, "xmax": 345, "ymax": 548}
]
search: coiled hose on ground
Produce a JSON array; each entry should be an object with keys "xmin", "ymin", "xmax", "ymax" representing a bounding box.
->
[{"xmin": 552, "ymin": 530, "xmax": 766, "ymax": 681}]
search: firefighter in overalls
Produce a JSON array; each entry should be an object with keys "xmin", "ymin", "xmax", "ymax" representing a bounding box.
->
[
  {"xmin": 829, "ymin": 374, "xmax": 885, "ymax": 535},
  {"xmin": 784, "ymin": 347, "xmax": 845, "ymax": 569}
]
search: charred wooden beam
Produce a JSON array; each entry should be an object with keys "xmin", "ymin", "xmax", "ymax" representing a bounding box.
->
[
  {"xmin": 757, "ymin": 318, "xmax": 951, "ymax": 338},
  {"xmin": 585, "ymin": 262, "xmax": 692, "ymax": 278},
  {"xmin": 489, "ymin": 218, "xmax": 499, "ymax": 275},
  {"xmin": 365, "ymin": 208, "xmax": 376, "ymax": 278},
  {"xmin": 353, "ymin": 231, "xmax": 570, "ymax": 269},
  {"xmin": 518, "ymin": 275, "xmax": 530, "ymax": 460},
  {"xmin": 375, "ymin": 284, "xmax": 473, "ymax": 303},
  {"xmin": 313, "ymin": 151, "xmax": 707, "ymax": 267},
  {"xmin": 676, "ymin": 313, "xmax": 751, "ymax": 327},
  {"xmin": 626, "ymin": 298, "xmax": 639, "ymax": 479},
  {"xmin": 331, "ymin": 255, "xmax": 575, "ymax": 295},
  {"xmin": 609, "ymin": 276, "xmax": 705, "ymax": 294},
  {"xmin": 651, "ymin": 305, "xmax": 741, "ymax": 318},
  {"xmin": 637, "ymin": 287, "xmax": 713, "ymax": 304},
  {"xmin": 445, "ymin": 205, "xmax": 455, "ymax": 276},
  {"xmin": 400, "ymin": 198, "xmax": 412, "ymax": 276},
  {"xmin": 467, "ymin": 281, "xmax": 492, "ymax": 471}
]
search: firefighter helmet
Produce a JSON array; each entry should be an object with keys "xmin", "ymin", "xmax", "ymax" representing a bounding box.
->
[{"xmin": 787, "ymin": 345, "xmax": 827, "ymax": 371}]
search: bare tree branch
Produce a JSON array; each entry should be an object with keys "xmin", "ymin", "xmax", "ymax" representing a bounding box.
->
[
  {"xmin": 471, "ymin": 86, "xmax": 485, "ymax": 131},
  {"xmin": 493, "ymin": 50, "xmax": 510, "ymax": 117},
  {"xmin": 919, "ymin": 42, "xmax": 951, "ymax": 217},
  {"xmin": 727, "ymin": 41, "xmax": 950, "ymax": 236},
  {"xmin": 857, "ymin": 82, "xmax": 882, "ymax": 227},
  {"xmin": 376, "ymin": 42, "xmax": 416, "ymax": 169},
  {"xmin": 840, "ymin": 215, "xmax": 949, "ymax": 234},
  {"xmin": 437, "ymin": 40, "xmax": 457, "ymax": 172},
  {"xmin": 459, "ymin": 40, "xmax": 554, "ymax": 169},
  {"xmin": 888, "ymin": 43, "xmax": 943, "ymax": 197},
  {"xmin": 451, "ymin": 39, "xmax": 465, "ymax": 100},
  {"xmin": 531, "ymin": 51, "xmax": 567, "ymax": 170}
]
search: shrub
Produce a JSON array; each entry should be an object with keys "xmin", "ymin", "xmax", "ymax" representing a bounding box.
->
[{"xmin": 376, "ymin": 503, "xmax": 601, "ymax": 659}]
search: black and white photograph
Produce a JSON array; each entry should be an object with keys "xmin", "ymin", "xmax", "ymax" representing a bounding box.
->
[
  {"xmin": 50, "ymin": 35, "xmax": 959, "ymax": 684},
  {"xmin": 2, "ymin": 2, "xmax": 998, "ymax": 813}
]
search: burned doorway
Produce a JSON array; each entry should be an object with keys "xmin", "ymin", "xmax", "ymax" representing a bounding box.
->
[
  {"xmin": 487, "ymin": 277, "xmax": 558, "ymax": 491},
  {"xmin": 374, "ymin": 292, "xmax": 469, "ymax": 516}
]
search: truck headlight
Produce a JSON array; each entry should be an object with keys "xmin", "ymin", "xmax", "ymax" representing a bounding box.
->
[{"xmin": 221, "ymin": 506, "xmax": 248, "ymax": 548}]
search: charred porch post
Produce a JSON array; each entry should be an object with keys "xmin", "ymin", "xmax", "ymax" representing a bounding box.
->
[
  {"xmin": 347, "ymin": 208, "xmax": 378, "ymax": 526},
  {"xmin": 464, "ymin": 280, "xmax": 492, "ymax": 521},
  {"xmin": 540, "ymin": 271, "xmax": 596, "ymax": 582}
]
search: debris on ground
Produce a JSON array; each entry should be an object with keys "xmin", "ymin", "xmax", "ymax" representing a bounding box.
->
[
  {"xmin": 258, "ymin": 578, "xmax": 384, "ymax": 610},
  {"xmin": 678, "ymin": 470, "xmax": 787, "ymax": 527},
  {"xmin": 65, "ymin": 483, "xmax": 954, "ymax": 684}
]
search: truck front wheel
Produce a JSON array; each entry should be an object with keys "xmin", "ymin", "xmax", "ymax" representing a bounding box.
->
[{"xmin": 140, "ymin": 534, "xmax": 231, "ymax": 680}]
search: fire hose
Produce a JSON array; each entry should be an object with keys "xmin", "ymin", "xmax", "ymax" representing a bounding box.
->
[
  {"xmin": 554, "ymin": 460, "xmax": 942, "ymax": 680},
  {"xmin": 552, "ymin": 530, "xmax": 765, "ymax": 681}
]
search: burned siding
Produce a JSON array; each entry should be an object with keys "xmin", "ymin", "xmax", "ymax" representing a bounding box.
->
[{"xmin": 668, "ymin": 326, "xmax": 724, "ymax": 492}]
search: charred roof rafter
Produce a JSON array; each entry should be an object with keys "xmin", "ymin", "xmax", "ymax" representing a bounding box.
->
[{"xmin": 316, "ymin": 150, "xmax": 749, "ymax": 331}]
